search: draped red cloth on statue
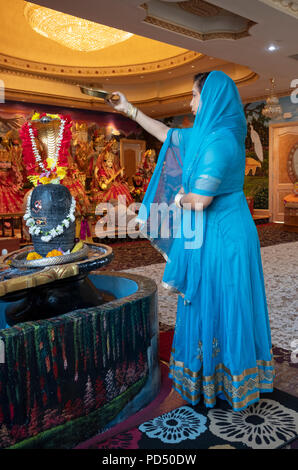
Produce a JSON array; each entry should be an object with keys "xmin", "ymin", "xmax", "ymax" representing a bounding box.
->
[{"xmin": 0, "ymin": 169, "xmax": 24, "ymax": 213}]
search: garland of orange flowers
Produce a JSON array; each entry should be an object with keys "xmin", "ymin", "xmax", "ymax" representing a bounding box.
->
[{"xmin": 19, "ymin": 113, "xmax": 72, "ymax": 185}]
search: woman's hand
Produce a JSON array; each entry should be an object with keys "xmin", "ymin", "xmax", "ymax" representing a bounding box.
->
[
  {"xmin": 180, "ymin": 192, "xmax": 214, "ymax": 210},
  {"xmin": 105, "ymin": 90, "xmax": 170, "ymax": 143},
  {"xmin": 106, "ymin": 91, "xmax": 129, "ymax": 114}
]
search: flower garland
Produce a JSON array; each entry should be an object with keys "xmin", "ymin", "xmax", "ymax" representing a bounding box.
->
[
  {"xmin": 24, "ymin": 191, "xmax": 76, "ymax": 242},
  {"xmin": 131, "ymin": 186, "xmax": 145, "ymax": 202},
  {"xmin": 19, "ymin": 113, "xmax": 72, "ymax": 186}
]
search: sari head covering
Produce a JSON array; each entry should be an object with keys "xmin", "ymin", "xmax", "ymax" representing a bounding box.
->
[{"xmin": 136, "ymin": 70, "xmax": 247, "ymax": 300}]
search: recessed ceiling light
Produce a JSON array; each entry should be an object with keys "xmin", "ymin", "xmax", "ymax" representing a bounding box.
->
[{"xmin": 267, "ymin": 44, "xmax": 278, "ymax": 51}]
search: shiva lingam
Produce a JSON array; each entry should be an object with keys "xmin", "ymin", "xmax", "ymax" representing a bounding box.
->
[
  {"xmin": 1, "ymin": 113, "xmax": 113, "ymax": 326},
  {"xmin": 0, "ymin": 113, "xmax": 161, "ymax": 448}
]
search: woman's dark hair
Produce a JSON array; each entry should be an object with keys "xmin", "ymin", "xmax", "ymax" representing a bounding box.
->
[{"xmin": 193, "ymin": 72, "xmax": 211, "ymax": 92}]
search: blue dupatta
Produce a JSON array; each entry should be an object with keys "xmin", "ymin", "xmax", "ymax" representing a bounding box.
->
[{"xmin": 136, "ymin": 71, "xmax": 247, "ymax": 300}]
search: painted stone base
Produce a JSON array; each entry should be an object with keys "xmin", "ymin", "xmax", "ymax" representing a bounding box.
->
[{"xmin": 0, "ymin": 272, "xmax": 160, "ymax": 449}]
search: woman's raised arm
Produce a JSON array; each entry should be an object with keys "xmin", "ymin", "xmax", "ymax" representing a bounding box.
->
[{"xmin": 106, "ymin": 91, "xmax": 170, "ymax": 143}]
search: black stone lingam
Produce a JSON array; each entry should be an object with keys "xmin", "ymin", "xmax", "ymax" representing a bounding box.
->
[
  {"xmin": 1, "ymin": 182, "xmax": 117, "ymax": 326},
  {"xmin": 29, "ymin": 183, "xmax": 76, "ymax": 256}
]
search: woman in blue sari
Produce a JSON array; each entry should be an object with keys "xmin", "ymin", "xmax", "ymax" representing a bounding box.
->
[{"xmin": 106, "ymin": 70, "xmax": 275, "ymax": 411}]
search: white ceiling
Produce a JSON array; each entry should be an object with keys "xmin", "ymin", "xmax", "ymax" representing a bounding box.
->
[{"xmin": 30, "ymin": 0, "xmax": 298, "ymax": 102}]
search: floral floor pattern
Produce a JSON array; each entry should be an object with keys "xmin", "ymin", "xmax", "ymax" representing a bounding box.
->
[
  {"xmin": 77, "ymin": 332, "xmax": 298, "ymax": 450},
  {"xmin": 91, "ymin": 389, "xmax": 298, "ymax": 449}
]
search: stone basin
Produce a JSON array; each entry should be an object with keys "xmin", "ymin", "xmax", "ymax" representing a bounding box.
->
[{"xmin": 0, "ymin": 271, "xmax": 160, "ymax": 449}]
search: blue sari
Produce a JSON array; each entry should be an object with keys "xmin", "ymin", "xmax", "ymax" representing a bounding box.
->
[{"xmin": 137, "ymin": 71, "xmax": 275, "ymax": 411}]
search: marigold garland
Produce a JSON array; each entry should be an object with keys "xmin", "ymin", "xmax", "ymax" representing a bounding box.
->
[
  {"xmin": 46, "ymin": 250, "xmax": 64, "ymax": 257},
  {"xmin": 26, "ymin": 252, "xmax": 43, "ymax": 261}
]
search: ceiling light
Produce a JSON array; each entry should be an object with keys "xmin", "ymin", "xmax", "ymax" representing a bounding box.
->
[
  {"xmin": 24, "ymin": 2, "xmax": 133, "ymax": 52},
  {"xmin": 267, "ymin": 44, "xmax": 278, "ymax": 51},
  {"xmin": 262, "ymin": 78, "xmax": 283, "ymax": 119}
]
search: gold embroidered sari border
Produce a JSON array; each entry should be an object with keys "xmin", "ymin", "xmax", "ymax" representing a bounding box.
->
[
  {"xmin": 171, "ymin": 347, "xmax": 274, "ymax": 365},
  {"xmin": 172, "ymin": 380, "xmax": 268, "ymax": 410},
  {"xmin": 170, "ymin": 351, "xmax": 275, "ymax": 383}
]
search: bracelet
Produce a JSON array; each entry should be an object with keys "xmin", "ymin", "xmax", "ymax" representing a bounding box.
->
[
  {"xmin": 125, "ymin": 103, "xmax": 138, "ymax": 121},
  {"xmin": 174, "ymin": 193, "xmax": 183, "ymax": 208}
]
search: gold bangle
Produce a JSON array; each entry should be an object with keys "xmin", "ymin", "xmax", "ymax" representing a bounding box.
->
[
  {"xmin": 132, "ymin": 106, "xmax": 138, "ymax": 120},
  {"xmin": 174, "ymin": 193, "xmax": 183, "ymax": 208},
  {"xmin": 126, "ymin": 103, "xmax": 138, "ymax": 121},
  {"xmin": 125, "ymin": 103, "xmax": 132, "ymax": 118}
]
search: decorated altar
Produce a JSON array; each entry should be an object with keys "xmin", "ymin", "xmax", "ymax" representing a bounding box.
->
[
  {"xmin": 0, "ymin": 106, "xmax": 155, "ymax": 244},
  {"xmin": 0, "ymin": 111, "xmax": 160, "ymax": 449}
]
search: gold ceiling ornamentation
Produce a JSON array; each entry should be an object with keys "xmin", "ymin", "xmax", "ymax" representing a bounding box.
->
[
  {"xmin": 178, "ymin": 0, "xmax": 222, "ymax": 17},
  {"xmin": 141, "ymin": 2, "xmax": 256, "ymax": 40},
  {"xmin": 142, "ymin": 14, "xmax": 256, "ymax": 41},
  {"xmin": 4, "ymin": 82, "xmax": 291, "ymax": 117},
  {"xmin": 1, "ymin": 66, "xmax": 260, "ymax": 108},
  {"xmin": 257, "ymin": 0, "xmax": 298, "ymax": 18},
  {"xmin": 23, "ymin": 2, "xmax": 133, "ymax": 52},
  {"xmin": 0, "ymin": 51, "xmax": 201, "ymax": 80}
]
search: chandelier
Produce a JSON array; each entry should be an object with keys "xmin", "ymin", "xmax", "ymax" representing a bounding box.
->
[
  {"xmin": 24, "ymin": 2, "xmax": 133, "ymax": 52},
  {"xmin": 262, "ymin": 78, "xmax": 283, "ymax": 120}
]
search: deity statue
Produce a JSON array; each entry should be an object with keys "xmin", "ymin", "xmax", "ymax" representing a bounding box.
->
[
  {"xmin": 19, "ymin": 112, "xmax": 77, "ymax": 255},
  {"xmin": 20, "ymin": 112, "xmax": 92, "ymax": 242},
  {"xmin": 136, "ymin": 149, "xmax": 157, "ymax": 192},
  {"xmin": 0, "ymin": 148, "xmax": 24, "ymax": 213},
  {"xmin": 0, "ymin": 132, "xmax": 24, "ymax": 213},
  {"xmin": 74, "ymin": 140, "xmax": 95, "ymax": 178},
  {"xmin": 93, "ymin": 132, "xmax": 106, "ymax": 154},
  {"xmin": 130, "ymin": 172, "xmax": 145, "ymax": 203},
  {"xmin": 91, "ymin": 140, "xmax": 133, "ymax": 206},
  {"xmin": 72, "ymin": 121, "xmax": 88, "ymax": 145}
]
